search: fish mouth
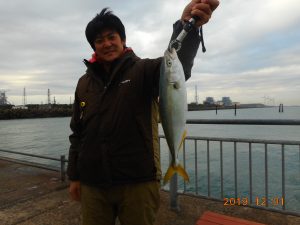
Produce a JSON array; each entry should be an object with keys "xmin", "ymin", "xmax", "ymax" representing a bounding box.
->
[
  {"xmin": 165, "ymin": 49, "xmax": 176, "ymax": 60},
  {"xmin": 168, "ymin": 48, "xmax": 177, "ymax": 58}
]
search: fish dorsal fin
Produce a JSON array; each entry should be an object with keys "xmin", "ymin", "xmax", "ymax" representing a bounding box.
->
[{"xmin": 178, "ymin": 129, "xmax": 187, "ymax": 152}]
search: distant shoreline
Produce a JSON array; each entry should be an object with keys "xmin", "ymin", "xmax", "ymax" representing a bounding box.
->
[
  {"xmin": 0, "ymin": 105, "xmax": 299, "ymax": 120},
  {"xmin": 0, "ymin": 108, "xmax": 72, "ymax": 120},
  {"xmin": 188, "ymin": 104, "xmax": 300, "ymax": 111},
  {"xmin": 188, "ymin": 103, "xmax": 266, "ymax": 111}
]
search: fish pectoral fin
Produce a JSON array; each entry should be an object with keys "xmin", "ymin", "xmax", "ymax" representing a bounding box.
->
[
  {"xmin": 163, "ymin": 164, "xmax": 190, "ymax": 185},
  {"xmin": 178, "ymin": 129, "xmax": 187, "ymax": 151}
]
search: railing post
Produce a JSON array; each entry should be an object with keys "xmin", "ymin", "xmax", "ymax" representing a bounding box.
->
[
  {"xmin": 234, "ymin": 142, "xmax": 237, "ymax": 198},
  {"xmin": 249, "ymin": 142, "xmax": 253, "ymax": 204},
  {"xmin": 220, "ymin": 141, "xmax": 224, "ymax": 199},
  {"xmin": 170, "ymin": 174, "xmax": 179, "ymax": 211},
  {"xmin": 169, "ymin": 149, "xmax": 179, "ymax": 211},
  {"xmin": 265, "ymin": 144, "xmax": 269, "ymax": 207},
  {"xmin": 183, "ymin": 141, "xmax": 187, "ymax": 192},
  {"xmin": 60, "ymin": 155, "xmax": 66, "ymax": 182},
  {"xmin": 207, "ymin": 140, "xmax": 211, "ymax": 197},
  {"xmin": 281, "ymin": 145, "xmax": 286, "ymax": 210},
  {"xmin": 195, "ymin": 140, "xmax": 198, "ymax": 195}
]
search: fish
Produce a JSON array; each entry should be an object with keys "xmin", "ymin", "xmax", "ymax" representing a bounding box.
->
[{"xmin": 159, "ymin": 47, "xmax": 189, "ymax": 185}]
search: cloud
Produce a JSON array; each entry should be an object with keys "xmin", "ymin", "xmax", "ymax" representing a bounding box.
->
[
  {"xmin": 187, "ymin": 63, "xmax": 300, "ymax": 105},
  {"xmin": 0, "ymin": 0, "xmax": 299, "ymax": 105}
]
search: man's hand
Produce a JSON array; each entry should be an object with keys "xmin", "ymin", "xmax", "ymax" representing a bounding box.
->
[
  {"xmin": 69, "ymin": 181, "xmax": 81, "ymax": 201},
  {"xmin": 181, "ymin": 0, "xmax": 220, "ymax": 27}
]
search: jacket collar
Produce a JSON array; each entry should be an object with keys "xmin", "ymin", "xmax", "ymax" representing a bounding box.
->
[
  {"xmin": 88, "ymin": 47, "xmax": 134, "ymax": 64},
  {"xmin": 83, "ymin": 48, "xmax": 139, "ymax": 88}
]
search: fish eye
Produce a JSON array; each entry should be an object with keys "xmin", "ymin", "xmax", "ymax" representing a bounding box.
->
[
  {"xmin": 167, "ymin": 60, "xmax": 172, "ymax": 67},
  {"xmin": 173, "ymin": 82, "xmax": 180, "ymax": 89}
]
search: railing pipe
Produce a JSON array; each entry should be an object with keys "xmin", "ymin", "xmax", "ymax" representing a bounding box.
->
[
  {"xmin": 158, "ymin": 135, "xmax": 300, "ymax": 146},
  {"xmin": 282, "ymin": 144, "xmax": 286, "ymax": 210},
  {"xmin": 168, "ymin": 147, "xmax": 179, "ymax": 211},
  {"xmin": 220, "ymin": 141, "xmax": 223, "ymax": 199},
  {"xmin": 0, "ymin": 149, "xmax": 61, "ymax": 161},
  {"xmin": 2, "ymin": 118, "xmax": 300, "ymax": 216},
  {"xmin": 183, "ymin": 141, "xmax": 186, "ymax": 192},
  {"xmin": 157, "ymin": 135, "xmax": 300, "ymax": 216},
  {"xmin": 234, "ymin": 142, "xmax": 237, "ymax": 198},
  {"xmin": 249, "ymin": 143, "xmax": 253, "ymax": 204},
  {"xmin": 265, "ymin": 144, "xmax": 269, "ymax": 207},
  {"xmin": 194, "ymin": 140, "xmax": 198, "ymax": 195},
  {"xmin": 170, "ymin": 174, "xmax": 179, "ymax": 211},
  {"xmin": 60, "ymin": 155, "xmax": 66, "ymax": 182},
  {"xmin": 186, "ymin": 119, "xmax": 300, "ymax": 125},
  {"xmin": 0, "ymin": 149, "xmax": 67, "ymax": 182},
  {"xmin": 207, "ymin": 140, "xmax": 210, "ymax": 197}
]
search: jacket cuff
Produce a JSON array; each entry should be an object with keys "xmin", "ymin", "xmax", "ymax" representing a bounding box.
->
[
  {"xmin": 171, "ymin": 20, "xmax": 201, "ymax": 80},
  {"xmin": 67, "ymin": 153, "xmax": 80, "ymax": 180}
]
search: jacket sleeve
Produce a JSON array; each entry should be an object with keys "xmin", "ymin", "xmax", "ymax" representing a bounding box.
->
[
  {"xmin": 143, "ymin": 20, "xmax": 201, "ymax": 98},
  {"xmin": 171, "ymin": 20, "xmax": 201, "ymax": 81},
  {"xmin": 66, "ymin": 90, "xmax": 81, "ymax": 181}
]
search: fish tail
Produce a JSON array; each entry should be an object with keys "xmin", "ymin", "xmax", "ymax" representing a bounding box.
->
[{"xmin": 163, "ymin": 163, "xmax": 189, "ymax": 185}]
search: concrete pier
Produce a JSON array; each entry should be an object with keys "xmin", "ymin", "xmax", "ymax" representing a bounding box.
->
[{"xmin": 0, "ymin": 158, "xmax": 299, "ymax": 225}]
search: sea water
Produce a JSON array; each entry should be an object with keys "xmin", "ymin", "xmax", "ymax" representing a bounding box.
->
[{"xmin": 0, "ymin": 106, "xmax": 299, "ymax": 212}]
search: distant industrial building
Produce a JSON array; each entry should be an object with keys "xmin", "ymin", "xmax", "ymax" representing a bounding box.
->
[
  {"xmin": 221, "ymin": 97, "xmax": 232, "ymax": 106},
  {"xmin": 203, "ymin": 97, "xmax": 215, "ymax": 106},
  {"xmin": 0, "ymin": 90, "xmax": 13, "ymax": 109},
  {"xmin": 216, "ymin": 101, "xmax": 224, "ymax": 106},
  {"xmin": 203, "ymin": 96, "xmax": 234, "ymax": 106},
  {"xmin": 0, "ymin": 91, "xmax": 9, "ymax": 105}
]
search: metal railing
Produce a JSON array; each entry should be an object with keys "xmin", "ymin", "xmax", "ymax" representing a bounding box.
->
[
  {"xmin": 0, "ymin": 149, "xmax": 67, "ymax": 181},
  {"xmin": 1, "ymin": 119, "xmax": 299, "ymax": 216},
  {"xmin": 159, "ymin": 119, "xmax": 300, "ymax": 216},
  {"xmin": 186, "ymin": 119, "xmax": 300, "ymax": 125}
]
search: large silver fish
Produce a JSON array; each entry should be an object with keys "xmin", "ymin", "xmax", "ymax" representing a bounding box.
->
[{"xmin": 159, "ymin": 47, "xmax": 189, "ymax": 185}]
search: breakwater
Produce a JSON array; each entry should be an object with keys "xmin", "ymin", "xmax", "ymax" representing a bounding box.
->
[{"xmin": 0, "ymin": 108, "xmax": 72, "ymax": 120}]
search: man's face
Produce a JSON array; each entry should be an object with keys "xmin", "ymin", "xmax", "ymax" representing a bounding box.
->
[{"xmin": 94, "ymin": 29, "xmax": 125, "ymax": 63}]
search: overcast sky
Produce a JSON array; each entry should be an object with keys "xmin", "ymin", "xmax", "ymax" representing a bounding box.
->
[{"xmin": 1, "ymin": 0, "xmax": 300, "ymax": 106}]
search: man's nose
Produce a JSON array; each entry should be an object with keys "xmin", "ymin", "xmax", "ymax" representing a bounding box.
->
[{"xmin": 102, "ymin": 39, "xmax": 112, "ymax": 48}]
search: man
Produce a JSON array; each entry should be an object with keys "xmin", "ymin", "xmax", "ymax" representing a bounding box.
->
[{"xmin": 67, "ymin": 1, "xmax": 219, "ymax": 224}]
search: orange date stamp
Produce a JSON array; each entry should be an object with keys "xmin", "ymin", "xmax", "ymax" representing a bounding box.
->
[{"xmin": 224, "ymin": 197, "xmax": 284, "ymax": 206}]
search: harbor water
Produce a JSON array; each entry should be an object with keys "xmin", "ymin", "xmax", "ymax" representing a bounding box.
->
[{"xmin": 0, "ymin": 106, "xmax": 299, "ymax": 212}]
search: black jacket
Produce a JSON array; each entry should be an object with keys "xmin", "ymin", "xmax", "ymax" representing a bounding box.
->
[{"xmin": 67, "ymin": 20, "xmax": 201, "ymax": 187}]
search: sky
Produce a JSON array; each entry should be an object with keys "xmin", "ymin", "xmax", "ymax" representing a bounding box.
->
[{"xmin": 1, "ymin": 0, "xmax": 300, "ymax": 106}]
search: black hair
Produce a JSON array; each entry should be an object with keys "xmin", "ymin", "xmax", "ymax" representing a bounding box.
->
[{"xmin": 85, "ymin": 8, "xmax": 126, "ymax": 50}]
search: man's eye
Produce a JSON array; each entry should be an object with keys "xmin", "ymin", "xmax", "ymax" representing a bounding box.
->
[
  {"xmin": 108, "ymin": 35, "xmax": 116, "ymax": 40},
  {"xmin": 94, "ymin": 39, "xmax": 103, "ymax": 44}
]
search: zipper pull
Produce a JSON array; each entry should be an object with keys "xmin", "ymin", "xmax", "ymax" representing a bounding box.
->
[{"xmin": 80, "ymin": 101, "xmax": 86, "ymax": 120}]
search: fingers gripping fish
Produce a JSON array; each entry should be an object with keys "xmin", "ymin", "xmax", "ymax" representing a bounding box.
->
[{"xmin": 159, "ymin": 47, "xmax": 189, "ymax": 185}]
